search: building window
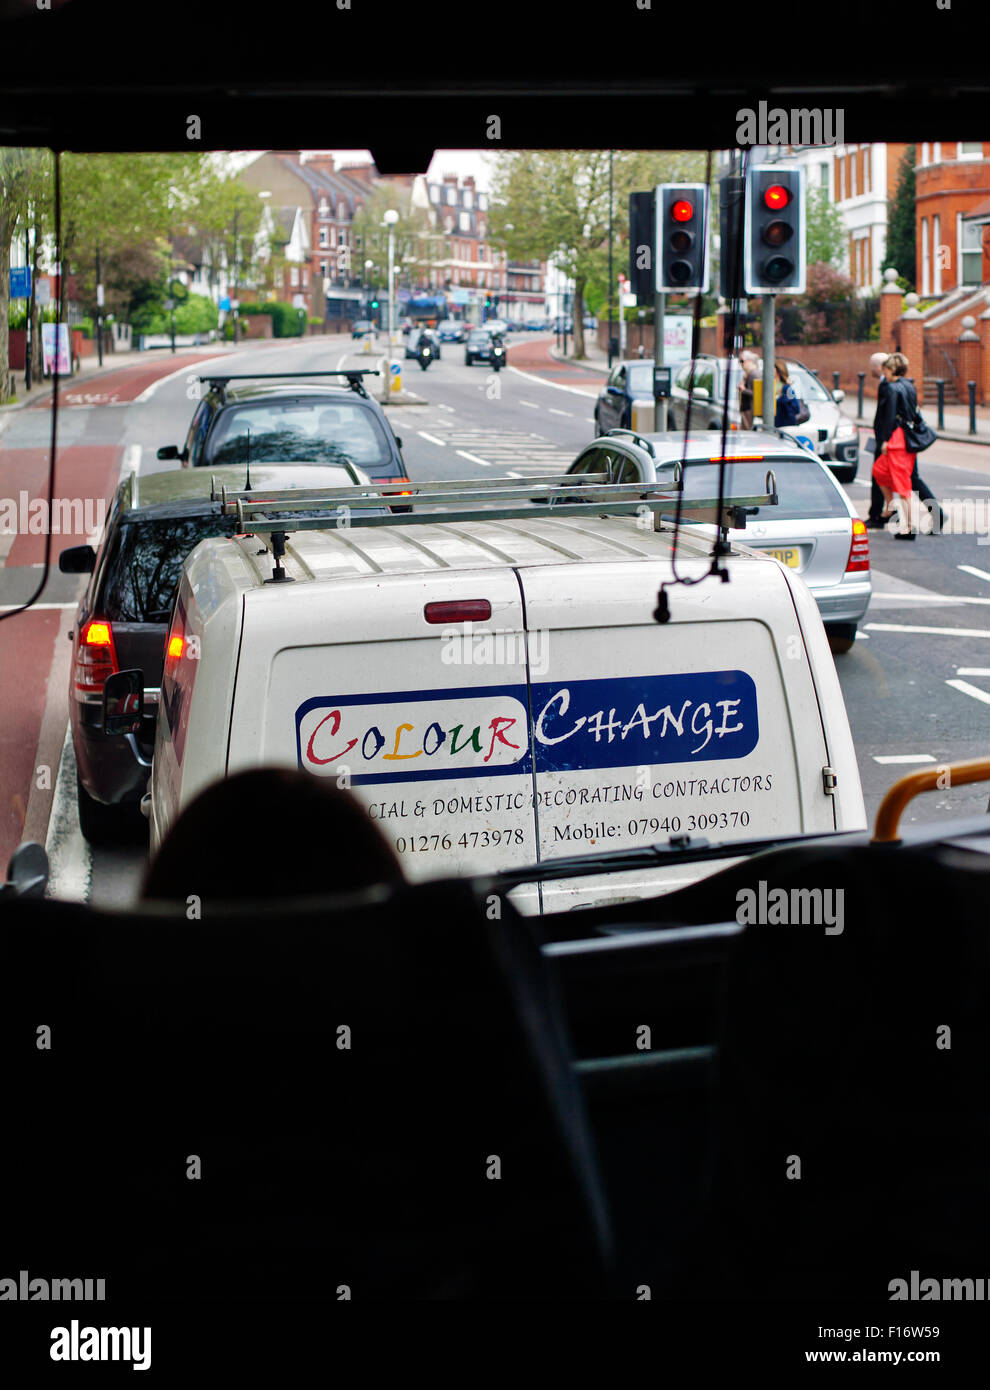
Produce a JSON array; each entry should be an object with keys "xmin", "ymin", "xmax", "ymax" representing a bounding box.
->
[
  {"xmin": 850, "ymin": 154, "xmax": 857, "ymax": 198},
  {"xmin": 921, "ymin": 142, "xmax": 929, "ymax": 166},
  {"xmin": 921, "ymin": 218, "xmax": 930, "ymax": 296},
  {"xmin": 478, "ymin": 194, "xmax": 488, "ymax": 211},
  {"xmin": 446, "ymin": 187, "xmax": 456, "ymax": 205},
  {"xmin": 958, "ymin": 141, "xmax": 983, "ymax": 159},
  {"xmin": 819, "ymin": 161, "xmax": 830, "ymax": 191},
  {"xmin": 459, "ymin": 211, "xmax": 470, "ymax": 231},
  {"xmin": 933, "ymin": 141, "xmax": 942, "ymax": 163},
  {"xmin": 837, "ymin": 159, "xmax": 845, "ymax": 200},
  {"xmin": 960, "ymin": 216, "xmax": 983, "ymax": 286},
  {"xmin": 863, "ymin": 147, "xmax": 870, "ymax": 194},
  {"xmin": 290, "ymin": 266, "xmax": 299, "ymax": 287},
  {"xmin": 933, "ymin": 214, "xmax": 941, "ymax": 294},
  {"xmin": 319, "ymin": 228, "xmax": 329, "ymax": 248},
  {"xmin": 318, "ymin": 199, "xmax": 329, "ymax": 217},
  {"xmin": 303, "ymin": 269, "xmax": 309, "ymax": 287},
  {"xmin": 319, "ymin": 261, "xmax": 328, "ymax": 278}
]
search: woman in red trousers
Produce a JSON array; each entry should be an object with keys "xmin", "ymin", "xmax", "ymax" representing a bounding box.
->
[{"xmin": 872, "ymin": 352, "xmax": 918, "ymax": 541}]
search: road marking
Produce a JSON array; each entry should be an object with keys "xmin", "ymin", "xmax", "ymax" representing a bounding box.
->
[
  {"xmin": 456, "ymin": 450, "xmax": 491, "ymax": 466},
  {"xmin": 549, "ymin": 407, "xmax": 573, "ymax": 417},
  {"xmin": 957, "ymin": 667, "xmax": 990, "ymax": 675},
  {"xmin": 0, "ymin": 602, "xmax": 78, "ymax": 612},
  {"xmin": 865, "ymin": 622, "xmax": 990, "ymax": 638},
  {"xmin": 872, "ymin": 754, "xmax": 937, "ymax": 764},
  {"xmin": 947, "ymin": 678, "xmax": 990, "ymax": 706},
  {"xmin": 519, "ymin": 400, "xmax": 540, "ymax": 409},
  {"xmin": 437, "ymin": 403, "xmax": 455, "ymax": 412},
  {"xmin": 506, "ymin": 363, "xmax": 599, "ymax": 399},
  {"xmin": 870, "ymin": 592, "xmax": 990, "ymax": 605},
  {"xmin": 417, "ymin": 431, "xmax": 448, "ymax": 446},
  {"xmin": 507, "ymin": 471, "xmax": 523, "ymax": 477},
  {"xmin": 45, "ymin": 723, "xmax": 91, "ymax": 903},
  {"xmin": 954, "ymin": 485, "xmax": 990, "ymax": 490},
  {"xmin": 958, "ymin": 564, "xmax": 990, "ymax": 583},
  {"xmin": 132, "ymin": 347, "xmax": 255, "ymax": 403}
]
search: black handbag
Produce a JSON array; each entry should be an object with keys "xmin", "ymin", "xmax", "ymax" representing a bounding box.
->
[
  {"xmin": 792, "ymin": 399, "xmax": 811, "ymax": 425},
  {"xmin": 895, "ymin": 384, "xmax": 937, "ymax": 452}
]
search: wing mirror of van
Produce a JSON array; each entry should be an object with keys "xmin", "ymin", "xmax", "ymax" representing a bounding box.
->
[
  {"xmin": 58, "ymin": 544, "xmax": 96, "ymax": 574},
  {"xmin": 1, "ymin": 841, "xmax": 50, "ymax": 899},
  {"xmin": 103, "ymin": 669, "xmax": 145, "ymax": 735},
  {"xmin": 157, "ymin": 445, "xmax": 180, "ymax": 460},
  {"xmin": 832, "ymin": 389, "xmax": 845, "ymax": 403}
]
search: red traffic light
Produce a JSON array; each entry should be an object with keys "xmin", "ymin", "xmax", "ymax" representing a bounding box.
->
[
  {"xmin": 763, "ymin": 184, "xmax": 791, "ymax": 211},
  {"xmin": 671, "ymin": 199, "xmax": 694, "ymax": 222}
]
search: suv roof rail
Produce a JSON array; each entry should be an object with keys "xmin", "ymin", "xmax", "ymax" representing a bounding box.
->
[
  {"xmin": 604, "ymin": 428, "xmax": 656, "ymax": 457},
  {"xmin": 212, "ymin": 472, "xmax": 779, "ymax": 572},
  {"xmin": 197, "ymin": 370, "xmax": 381, "ymax": 401}
]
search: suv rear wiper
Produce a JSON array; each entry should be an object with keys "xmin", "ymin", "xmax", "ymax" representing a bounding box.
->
[{"xmin": 482, "ymin": 829, "xmax": 864, "ymax": 891}]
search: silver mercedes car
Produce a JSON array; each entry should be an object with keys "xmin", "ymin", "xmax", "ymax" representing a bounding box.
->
[{"xmin": 566, "ymin": 428, "xmax": 872, "ymax": 653}]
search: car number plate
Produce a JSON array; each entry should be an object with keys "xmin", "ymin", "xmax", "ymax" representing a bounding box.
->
[{"xmin": 764, "ymin": 547, "xmax": 800, "ymax": 567}]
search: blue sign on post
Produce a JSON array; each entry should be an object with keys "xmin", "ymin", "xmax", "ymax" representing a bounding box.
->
[
  {"xmin": 9, "ymin": 267, "xmax": 31, "ymax": 299},
  {"xmin": 219, "ymin": 295, "xmax": 231, "ymax": 311}
]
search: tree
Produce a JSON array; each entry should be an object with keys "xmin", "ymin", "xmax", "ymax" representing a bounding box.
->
[
  {"xmin": 0, "ymin": 149, "xmax": 37, "ymax": 401},
  {"xmin": 805, "ymin": 185, "xmax": 847, "ymax": 268},
  {"xmin": 486, "ymin": 150, "xmax": 706, "ymax": 358},
  {"xmin": 350, "ymin": 183, "xmax": 430, "ymax": 314},
  {"xmin": 882, "ymin": 146, "xmax": 916, "ymax": 291}
]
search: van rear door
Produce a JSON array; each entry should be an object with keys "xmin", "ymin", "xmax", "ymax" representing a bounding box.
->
[{"xmin": 516, "ymin": 555, "xmax": 836, "ymax": 906}]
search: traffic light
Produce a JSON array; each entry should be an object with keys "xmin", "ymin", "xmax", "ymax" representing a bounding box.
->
[
  {"xmin": 718, "ymin": 173, "xmax": 746, "ymax": 302},
  {"xmin": 744, "ymin": 166, "xmax": 805, "ymax": 295},
  {"xmin": 371, "ymin": 298, "xmax": 379, "ymax": 310},
  {"xmin": 628, "ymin": 190, "xmax": 656, "ymax": 304},
  {"xmin": 656, "ymin": 184, "xmax": 710, "ymax": 295}
]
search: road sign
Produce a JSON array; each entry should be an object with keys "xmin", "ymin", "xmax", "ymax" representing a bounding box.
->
[
  {"xmin": 36, "ymin": 277, "xmax": 51, "ymax": 306},
  {"xmin": 9, "ymin": 267, "xmax": 31, "ymax": 299},
  {"xmin": 390, "ymin": 360, "xmax": 402, "ymax": 393}
]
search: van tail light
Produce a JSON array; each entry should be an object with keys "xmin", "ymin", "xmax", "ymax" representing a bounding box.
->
[
  {"xmin": 72, "ymin": 618, "xmax": 120, "ymax": 704},
  {"xmin": 424, "ymin": 600, "xmax": 492, "ymax": 624},
  {"xmin": 846, "ymin": 518, "xmax": 870, "ymax": 573}
]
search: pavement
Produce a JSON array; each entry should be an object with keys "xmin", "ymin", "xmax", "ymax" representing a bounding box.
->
[{"xmin": 540, "ymin": 332, "xmax": 990, "ymax": 444}]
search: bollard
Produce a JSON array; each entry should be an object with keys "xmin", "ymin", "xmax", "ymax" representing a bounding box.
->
[
  {"xmin": 832, "ymin": 370, "xmax": 840, "ymax": 393},
  {"xmin": 969, "ymin": 380, "xmax": 977, "ymax": 435},
  {"xmin": 857, "ymin": 371, "xmax": 865, "ymax": 417},
  {"xmin": 935, "ymin": 379, "xmax": 945, "ymax": 430}
]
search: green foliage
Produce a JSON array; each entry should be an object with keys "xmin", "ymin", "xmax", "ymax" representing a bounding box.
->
[
  {"xmin": 881, "ymin": 146, "xmax": 916, "ymax": 291},
  {"xmin": 8, "ymin": 304, "xmax": 27, "ymax": 331},
  {"xmin": 868, "ymin": 314, "xmax": 880, "ymax": 341},
  {"xmin": 130, "ymin": 291, "xmax": 217, "ymax": 336},
  {"xmin": 805, "ymin": 186, "xmax": 847, "ymax": 268},
  {"xmin": 236, "ymin": 300, "xmax": 304, "ymax": 337}
]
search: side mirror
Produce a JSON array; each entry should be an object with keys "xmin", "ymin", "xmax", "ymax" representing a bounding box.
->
[
  {"xmin": 157, "ymin": 445, "xmax": 180, "ymax": 460},
  {"xmin": 394, "ymin": 436, "xmax": 403, "ymax": 449},
  {"xmin": 832, "ymin": 389, "xmax": 845, "ymax": 403},
  {"xmin": 693, "ymin": 387, "xmax": 710, "ymax": 400},
  {"xmin": 58, "ymin": 544, "xmax": 96, "ymax": 574},
  {"xmin": 103, "ymin": 669, "xmax": 144, "ymax": 735},
  {"xmin": 1, "ymin": 841, "xmax": 50, "ymax": 899}
]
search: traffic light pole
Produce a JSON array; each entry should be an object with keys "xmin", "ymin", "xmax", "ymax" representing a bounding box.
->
[
  {"xmin": 761, "ymin": 293, "xmax": 775, "ymax": 431},
  {"xmin": 653, "ymin": 289, "xmax": 666, "ymax": 431}
]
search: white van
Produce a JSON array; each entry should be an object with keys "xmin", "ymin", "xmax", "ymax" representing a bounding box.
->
[{"xmin": 121, "ymin": 474, "xmax": 865, "ymax": 911}]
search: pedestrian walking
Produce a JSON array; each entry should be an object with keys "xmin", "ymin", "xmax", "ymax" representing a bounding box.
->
[
  {"xmin": 866, "ymin": 351, "xmax": 943, "ymax": 532},
  {"xmin": 872, "ymin": 352, "xmax": 919, "ymax": 540},
  {"xmin": 773, "ymin": 361, "xmax": 809, "ymax": 427},
  {"xmin": 738, "ymin": 350, "xmax": 758, "ymax": 430}
]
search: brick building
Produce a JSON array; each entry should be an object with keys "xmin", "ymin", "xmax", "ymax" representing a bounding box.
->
[{"xmin": 915, "ymin": 142, "xmax": 990, "ymax": 296}]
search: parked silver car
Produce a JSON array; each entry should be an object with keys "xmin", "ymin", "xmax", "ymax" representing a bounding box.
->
[
  {"xmin": 662, "ymin": 355, "xmax": 860, "ymax": 484},
  {"xmin": 566, "ymin": 429, "xmax": 871, "ymax": 652}
]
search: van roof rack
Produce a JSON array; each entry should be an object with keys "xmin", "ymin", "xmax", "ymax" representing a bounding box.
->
[
  {"xmin": 212, "ymin": 469, "xmax": 778, "ymax": 537},
  {"xmin": 197, "ymin": 370, "xmax": 381, "ymax": 401}
]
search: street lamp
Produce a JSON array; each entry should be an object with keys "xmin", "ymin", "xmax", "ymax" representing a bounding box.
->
[
  {"xmin": 364, "ymin": 259, "xmax": 375, "ymax": 328},
  {"xmin": 383, "ymin": 209, "xmax": 399, "ymax": 348}
]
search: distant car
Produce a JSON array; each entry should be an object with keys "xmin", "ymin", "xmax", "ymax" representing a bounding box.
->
[
  {"xmin": 351, "ymin": 319, "xmax": 376, "ymax": 339},
  {"xmin": 155, "ymin": 371, "xmax": 410, "ymax": 490},
  {"xmin": 58, "ymin": 461, "xmax": 384, "ymax": 845},
  {"xmin": 405, "ymin": 328, "xmax": 442, "ymax": 360},
  {"xmin": 567, "ymin": 428, "xmax": 870, "ymax": 652},
  {"xmin": 437, "ymin": 319, "xmax": 467, "ymax": 342},
  {"xmin": 665, "ymin": 354, "xmax": 860, "ymax": 484},
  {"xmin": 464, "ymin": 327, "xmax": 497, "ymax": 366}
]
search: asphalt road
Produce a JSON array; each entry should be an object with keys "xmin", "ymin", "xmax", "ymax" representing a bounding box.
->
[{"xmin": 3, "ymin": 330, "xmax": 989, "ymax": 906}]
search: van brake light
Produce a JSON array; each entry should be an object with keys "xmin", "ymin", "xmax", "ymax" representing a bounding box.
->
[
  {"xmin": 708, "ymin": 454, "xmax": 764, "ymax": 462},
  {"xmin": 424, "ymin": 600, "xmax": 492, "ymax": 624}
]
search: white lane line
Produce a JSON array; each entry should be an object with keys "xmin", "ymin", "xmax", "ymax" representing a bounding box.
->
[
  {"xmin": 519, "ymin": 400, "xmax": 540, "ymax": 409},
  {"xmin": 437, "ymin": 403, "xmax": 455, "ymax": 412},
  {"xmin": 45, "ymin": 724, "xmax": 91, "ymax": 903},
  {"xmin": 865, "ymin": 622, "xmax": 990, "ymax": 638},
  {"xmin": 870, "ymin": 593, "xmax": 990, "ymax": 605},
  {"xmin": 955, "ymin": 485, "xmax": 990, "ymax": 490},
  {"xmin": 958, "ymin": 564, "xmax": 990, "ymax": 583},
  {"xmin": 946, "ymin": 678, "xmax": 990, "ymax": 706},
  {"xmin": 956, "ymin": 668, "xmax": 990, "ymax": 675},
  {"xmin": 0, "ymin": 602, "xmax": 78, "ymax": 612},
  {"xmin": 456, "ymin": 450, "xmax": 491, "ymax": 466},
  {"xmin": 873, "ymin": 754, "xmax": 937, "ymax": 764},
  {"xmin": 417, "ymin": 431, "xmax": 448, "ymax": 447},
  {"xmin": 131, "ymin": 348, "xmax": 255, "ymax": 404},
  {"xmin": 506, "ymin": 364, "xmax": 599, "ymax": 399},
  {"xmin": 548, "ymin": 407, "xmax": 573, "ymax": 417},
  {"xmin": 507, "ymin": 471, "xmax": 523, "ymax": 478}
]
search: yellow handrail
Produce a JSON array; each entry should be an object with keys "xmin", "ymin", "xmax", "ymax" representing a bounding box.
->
[{"xmin": 872, "ymin": 757, "xmax": 990, "ymax": 843}]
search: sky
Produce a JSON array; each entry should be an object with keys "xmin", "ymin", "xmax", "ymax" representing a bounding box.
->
[{"xmin": 228, "ymin": 149, "xmax": 494, "ymax": 188}]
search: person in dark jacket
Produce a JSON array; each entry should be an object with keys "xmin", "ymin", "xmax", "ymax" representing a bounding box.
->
[
  {"xmin": 773, "ymin": 361, "xmax": 803, "ymax": 427},
  {"xmin": 873, "ymin": 353, "xmax": 918, "ymax": 540},
  {"xmin": 866, "ymin": 352, "xmax": 942, "ymax": 531}
]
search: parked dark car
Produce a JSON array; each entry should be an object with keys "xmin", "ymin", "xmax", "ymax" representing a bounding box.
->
[
  {"xmin": 155, "ymin": 370, "xmax": 411, "ymax": 490},
  {"xmin": 437, "ymin": 318, "xmax": 467, "ymax": 342},
  {"xmin": 593, "ymin": 360, "xmax": 657, "ymax": 434},
  {"xmin": 59, "ymin": 462, "xmax": 380, "ymax": 844}
]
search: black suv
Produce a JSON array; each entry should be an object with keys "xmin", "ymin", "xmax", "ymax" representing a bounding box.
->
[
  {"xmin": 59, "ymin": 459, "xmax": 378, "ymax": 844},
  {"xmin": 156, "ymin": 370, "xmax": 411, "ymax": 492}
]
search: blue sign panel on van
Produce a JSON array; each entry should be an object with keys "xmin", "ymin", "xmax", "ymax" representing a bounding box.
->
[{"xmin": 296, "ymin": 671, "xmax": 759, "ymax": 786}]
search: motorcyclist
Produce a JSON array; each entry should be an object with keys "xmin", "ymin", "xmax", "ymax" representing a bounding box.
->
[
  {"xmin": 490, "ymin": 329, "xmax": 506, "ymax": 370},
  {"xmin": 416, "ymin": 327, "xmax": 438, "ymax": 369}
]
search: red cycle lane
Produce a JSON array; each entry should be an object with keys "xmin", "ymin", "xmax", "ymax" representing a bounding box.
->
[
  {"xmin": 506, "ymin": 336, "xmax": 604, "ymax": 394},
  {"xmin": 0, "ymin": 349, "xmax": 238, "ymax": 874}
]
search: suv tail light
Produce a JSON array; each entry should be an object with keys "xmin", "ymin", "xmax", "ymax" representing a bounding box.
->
[
  {"xmin": 846, "ymin": 518, "xmax": 870, "ymax": 573},
  {"xmin": 72, "ymin": 618, "xmax": 120, "ymax": 704}
]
